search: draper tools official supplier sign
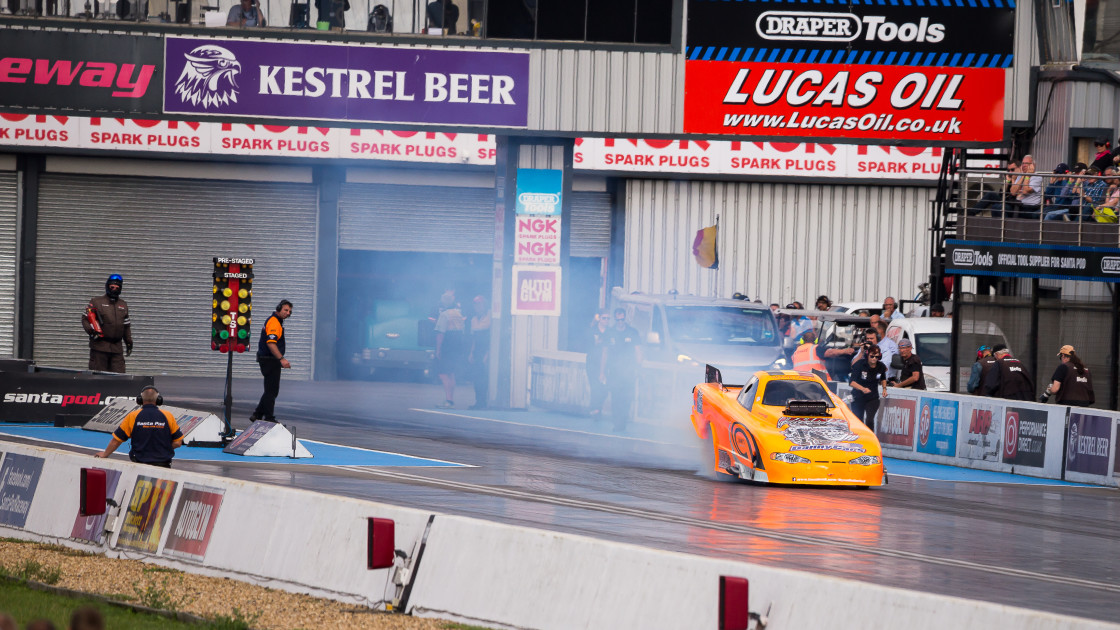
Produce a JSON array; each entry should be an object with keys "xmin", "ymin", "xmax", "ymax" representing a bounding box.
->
[
  {"xmin": 683, "ymin": 0, "xmax": 1012, "ymax": 142},
  {"xmin": 0, "ymin": 453, "xmax": 44, "ymax": 528},
  {"xmin": 945, "ymin": 240, "xmax": 1120, "ymax": 282},
  {"xmin": 164, "ymin": 37, "xmax": 529, "ymax": 127},
  {"xmin": 0, "ymin": 31, "xmax": 163, "ymax": 114}
]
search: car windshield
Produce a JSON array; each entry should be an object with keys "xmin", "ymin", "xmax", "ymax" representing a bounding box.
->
[
  {"xmin": 663, "ymin": 306, "xmax": 777, "ymax": 345},
  {"xmin": 915, "ymin": 333, "xmax": 951, "ymax": 367},
  {"xmin": 761, "ymin": 380, "xmax": 835, "ymax": 407}
]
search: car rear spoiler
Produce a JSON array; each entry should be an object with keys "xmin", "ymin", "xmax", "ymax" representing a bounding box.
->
[{"xmin": 705, "ymin": 364, "xmax": 723, "ymax": 386}]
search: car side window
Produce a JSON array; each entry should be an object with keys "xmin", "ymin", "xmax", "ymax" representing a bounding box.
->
[{"xmin": 737, "ymin": 377, "xmax": 759, "ymax": 411}]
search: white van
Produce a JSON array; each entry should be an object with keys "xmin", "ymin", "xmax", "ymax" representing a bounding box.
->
[{"xmin": 884, "ymin": 318, "xmax": 1008, "ymax": 391}]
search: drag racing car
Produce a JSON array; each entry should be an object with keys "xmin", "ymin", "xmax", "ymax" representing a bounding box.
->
[{"xmin": 690, "ymin": 366, "xmax": 885, "ymax": 486}]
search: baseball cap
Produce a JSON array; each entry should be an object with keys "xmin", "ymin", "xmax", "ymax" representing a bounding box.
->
[
  {"xmin": 1054, "ymin": 163, "xmax": 1070, "ymax": 174},
  {"xmin": 898, "ymin": 338, "xmax": 912, "ymax": 349},
  {"xmin": 1057, "ymin": 344, "xmax": 1075, "ymax": 356},
  {"xmin": 784, "ymin": 303, "xmax": 797, "ymax": 309}
]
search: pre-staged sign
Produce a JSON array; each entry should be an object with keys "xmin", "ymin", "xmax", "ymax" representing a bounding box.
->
[
  {"xmin": 1067, "ymin": 413, "xmax": 1112, "ymax": 476},
  {"xmin": 946, "ymin": 240, "xmax": 1120, "ymax": 283},
  {"xmin": 1001, "ymin": 407, "xmax": 1047, "ymax": 469},
  {"xmin": 683, "ymin": 0, "xmax": 1011, "ymax": 142},
  {"xmin": 875, "ymin": 398, "xmax": 916, "ymax": 448},
  {"xmin": 684, "ymin": 62, "xmax": 1004, "ymax": 142},
  {"xmin": 164, "ymin": 37, "xmax": 529, "ymax": 128},
  {"xmin": 0, "ymin": 30, "xmax": 163, "ymax": 114}
]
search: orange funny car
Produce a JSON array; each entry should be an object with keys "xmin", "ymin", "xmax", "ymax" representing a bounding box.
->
[{"xmin": 691, "ymin": 366, "xmax": 886, "ymax": 486}]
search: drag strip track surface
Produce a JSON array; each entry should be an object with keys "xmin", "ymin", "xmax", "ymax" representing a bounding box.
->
[{"xmin": 111, "ymin": 378, "xmax": 1120, "ymax": 622}]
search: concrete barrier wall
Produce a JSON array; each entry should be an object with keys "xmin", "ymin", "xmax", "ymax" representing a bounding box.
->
[
  {"xmin": 2, "ymin": 440, "xmax": 1119, "ymax": 630},
  {"xmin": 835, "ymin": 384, "xmax": 1119, "ymax": 488}
]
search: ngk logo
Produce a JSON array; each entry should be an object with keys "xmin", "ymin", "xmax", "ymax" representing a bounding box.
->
[{"xmin": 757, "ymin": 11, "xmax": 945, "ymax": 44}]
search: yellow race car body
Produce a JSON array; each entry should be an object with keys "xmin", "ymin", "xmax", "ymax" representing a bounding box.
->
[{"xmin": 690, "ymin": 368, "xmax": 886, "ymax": 486}]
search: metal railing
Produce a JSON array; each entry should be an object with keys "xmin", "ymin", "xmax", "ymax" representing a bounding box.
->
[
  {"xmin": 957, "ymin": 169, "xmax": 1120, "ymax": 247},
  {"xmin": 3, "ymin": 0, "xmax": 673, "ymax": 43}
]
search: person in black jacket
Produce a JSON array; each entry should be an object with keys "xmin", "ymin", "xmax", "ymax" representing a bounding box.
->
[
  {"xmin": 1043, "ymin": 345, "xmax": 1094, "ymax": 407},
  {"xmin": 252, "ymin": 301, "xmax": 293, "ymax": 423},
  {"xmin": 314, "ymin": 0, "xmax": 349, "ymax": 28},
  {"xmin": 984, "ymin": 346, "xmax": 1036, "ymax": 401}
]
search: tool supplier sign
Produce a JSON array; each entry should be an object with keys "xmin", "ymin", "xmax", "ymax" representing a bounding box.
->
[
  {"xmin": 683, "ymin": 0, "xmax": 1013, "ymax": 142},
  {"xmin": 945, "ymin": 240, "xmax": 1120, "ymax": 282},
  {"xmin": 164, "ymin": 37, "xmax": 529, "ymax": 128}
]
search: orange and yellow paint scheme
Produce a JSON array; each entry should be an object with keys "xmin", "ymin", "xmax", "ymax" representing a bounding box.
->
[{"xmin": 690, "ymin": 368, "xmax": 885, "ymax": 486}]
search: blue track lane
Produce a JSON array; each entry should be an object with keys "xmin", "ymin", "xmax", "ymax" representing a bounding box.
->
[{"xmin": 0, "ymin": 425, "xmax": 468, "ymax": 468}]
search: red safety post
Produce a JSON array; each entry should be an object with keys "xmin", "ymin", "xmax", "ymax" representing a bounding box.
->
[
  {"xmin": 719, "ymin": 575, "xmax": 750, "ymax": 630},
  {"xmin": 79, "ymin": 468, "xmax": 107, "ymax": 517},
  {"xmin": 368, "ymin": 518, "xmax": 395, "ymax": 569}
]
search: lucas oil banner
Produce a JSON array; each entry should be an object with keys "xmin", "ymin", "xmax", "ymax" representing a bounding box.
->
[
  {"xmin": 683, "ymin": 0, "xmax": 1012, "ymax": 143},
  {"xmin": 163, "ymin": 37, "xmax": 529, "ymax": 128}
]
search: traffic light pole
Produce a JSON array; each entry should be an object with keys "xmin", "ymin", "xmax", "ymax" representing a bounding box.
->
[{"xmin": 222, "ymin": 346, "xmax": 235, "ymax": 439}]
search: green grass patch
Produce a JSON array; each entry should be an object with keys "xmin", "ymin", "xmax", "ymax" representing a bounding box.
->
[{"xmin": 0, "ymin": 581, "xmax": 201, "ymax": 629}]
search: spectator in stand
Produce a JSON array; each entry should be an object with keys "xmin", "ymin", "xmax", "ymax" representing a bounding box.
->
[
  {"xmin": 1090, "ymin": 137, "xmax": 1115, "ymax": 172},
  {"xmin": 769, "ymin": 303, "xmax": 780, "ymax": 314},
  {"xmin": 1093, "ymin": 169, "xmax": 1120, "ymax": 223},
  {"xmin": 984, "ymin": 345, "xmax": 1036, "ymax": 400},
  {"xmin": 890, "ymin": 338, "xmax": 926, "ymax": 389},
  {"xmin": 1043, "ymin": 163, "xmax": 1077, "ymax": 221},
  {"xmin": 881, "ymin": 296, "xmax": 904, "ymax": 320},
  {"xmin": 1042, "ymin": 345, "xmax": 1094, "ymax": 407},
  {"xmin": 967, "ymin": 345, "xmax": 995, "ymax": 394},
  {"xmin": 227, "ymin": 0, "xmax": 266, "ymax": 26},
  {"xmin": 969, "ymin": 160, "xmax": 1019, "ymax": 217},
  {"xmin": 1072, "ymin": 166, "xmax": 1109, "ymax": 220},
  {"xmin": 1014, "ymin": 155, "xmax": 1043, "ymax": 219},
  {"xmin": 811, "ymin": 295, "xmax": 832, "ymax": 333},
  {"xmin": 929, "ymin": 302, "xmax": 945, "ymax": 317}
]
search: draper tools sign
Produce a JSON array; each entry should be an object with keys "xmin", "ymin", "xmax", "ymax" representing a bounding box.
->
[
  {"xmin": 684, "ymin": 0, "xmax": 1014, "ymax": 142},
  {"xmin": 163, "ymin": 37, "xmax": 529, "ymax": 127}
]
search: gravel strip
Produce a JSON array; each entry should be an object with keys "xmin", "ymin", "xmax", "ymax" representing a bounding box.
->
[{"xmin": 0, "ymin": 540, "xmax": 465, "ymax": 629}]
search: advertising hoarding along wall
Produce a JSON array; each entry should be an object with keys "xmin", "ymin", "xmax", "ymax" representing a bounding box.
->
[
  {"xmin": 0, "ymin": 114, "xmax": 999, "ymax": 182},
  {"xmin": 945, "ymin": 240, "xmax": 1120, "ymax": 283},
  {"xmin": 0, "ymin": 30, "xmax": 163, "ymax": 115},
  {"xmin": 163, "ymin": 37, "xmax": 530, "ymax": 128},
  {"xmin": 683, "ymin": 0, "xmax": 1011, "ymax": 143}
]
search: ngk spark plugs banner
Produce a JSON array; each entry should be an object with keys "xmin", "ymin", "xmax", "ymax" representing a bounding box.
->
[
  {"xmin": 683, "ymin": 0, "xmax": 1012, "ymax": 142},
  {"xmin": 574, "ymin": 138, "xmax": 1000, "ymax": 180},
  {"xmin": 164, "ymin": 37, "xmax": 529, "ymax": 128},
  {"xmin": 0, "ymin": 30, "xmax": 163, "ymax": 114}
]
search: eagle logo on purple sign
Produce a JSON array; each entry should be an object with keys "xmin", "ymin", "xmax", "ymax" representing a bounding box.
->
[{"xmin": 175, "ymin": 45, "xmax": 241, "ymax": 109}]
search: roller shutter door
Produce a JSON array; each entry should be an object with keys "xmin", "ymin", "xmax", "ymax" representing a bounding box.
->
[
  {"xmin": 338, "ymin": 183, "xmax": 494, "ymax": 253},
  {"xmin": 0, "ymin": 171, "xmax": 15, "ymax": 356},
  {"xmin": 570, "ymin": 191, "xmax": 612, "ymax": 258},
  {"xmin": 34, "ymin": 173, "xmax": 318, "ymax": 379}
]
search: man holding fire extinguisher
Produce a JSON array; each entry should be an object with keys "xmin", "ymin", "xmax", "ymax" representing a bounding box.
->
[{"xmin": 82, "ymin": 274, "xmax": 133, "ymax": 373}]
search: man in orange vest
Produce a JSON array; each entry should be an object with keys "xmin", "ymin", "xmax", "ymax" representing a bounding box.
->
[{"xmin": 792, "ymin": 330, "xmax": 830, "ymax": 379}]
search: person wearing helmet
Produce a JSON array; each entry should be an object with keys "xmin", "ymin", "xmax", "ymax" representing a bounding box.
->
[
  {"xmin": 967, "ymin": 345, "xmax": 995, "ymax": 395},
  {"xmin": 82, "ymin": 274, "xmax": 133, "ymax": 373}
]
